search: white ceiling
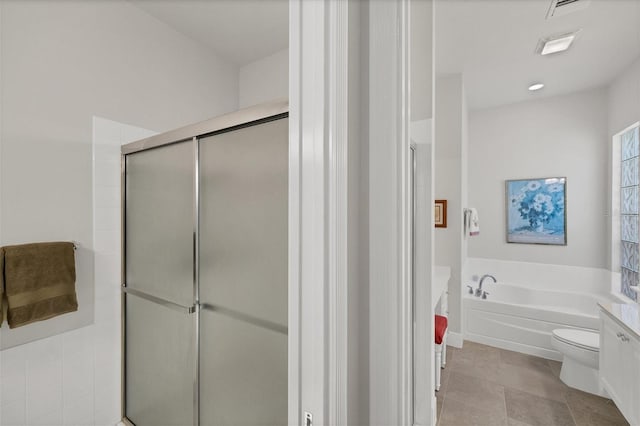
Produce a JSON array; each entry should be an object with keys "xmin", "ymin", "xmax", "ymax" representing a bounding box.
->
[
  {"xmin": 436, "ymin": 0, "xmax": 640, "ymax": 110},
  {"xmin": 131, "ymin": 0, "xmax": 289, "ymax": 66},
  {"xmin": 130, "ymin": 0, "xmax": 638, "ymax": 110}
]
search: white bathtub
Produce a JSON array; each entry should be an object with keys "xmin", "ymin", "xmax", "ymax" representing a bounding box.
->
[{"xmin": 464, "ymin": 283, "xmax": 619, "ymax": 361}]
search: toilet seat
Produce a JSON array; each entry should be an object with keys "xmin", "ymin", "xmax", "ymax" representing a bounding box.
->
[
  {"xmin": 552, "ymin": 329, "xmax": 599, "ymax": 352},
  {"xmin": 550, "ymin": 328, "xmax": 606, "ymax": 397}
]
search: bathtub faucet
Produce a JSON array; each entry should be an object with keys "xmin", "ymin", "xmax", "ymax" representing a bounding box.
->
[{"xmin": 476, "ymin": 274, "xmax": 497, "ymax": 297}]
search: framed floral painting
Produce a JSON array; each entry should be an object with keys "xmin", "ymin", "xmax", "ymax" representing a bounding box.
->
[{"xmin": 506, "ymin": 177, "xmax": 566, "ymax": 245}]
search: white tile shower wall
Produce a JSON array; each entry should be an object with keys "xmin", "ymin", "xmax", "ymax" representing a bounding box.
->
[
  {"xmin": 0, "ymin": 302, "xmax": 102, "ymax": 426},
  {"xmin": 0, "ymin": 118, "xmax": 154, "ymax": 426},
  {"xmin": 465, "ymin": 257, "xmax": 613, "ymax": 296},
  {"xmin": 92, "ymin": 117, "xmax": 156, "ymax": 426}
]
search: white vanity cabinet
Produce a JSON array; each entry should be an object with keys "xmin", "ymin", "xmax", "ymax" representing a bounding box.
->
[{"xmin": 599, "ymin": 305, "xmax": 640, "ymax": 426}]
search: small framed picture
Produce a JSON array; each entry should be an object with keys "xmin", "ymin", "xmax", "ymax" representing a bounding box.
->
[
  {"xmin": 435, "ymin": 200, "xmax": 447, "ymax": 228},
  {"xmin": 506, "ymin": 177, "xmax": 566, "ymax": 245}
]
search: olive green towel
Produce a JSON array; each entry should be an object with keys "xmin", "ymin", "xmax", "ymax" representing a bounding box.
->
[{"xmin": 4, "ymin": 242, "xmax": 77, "ymax": 329}]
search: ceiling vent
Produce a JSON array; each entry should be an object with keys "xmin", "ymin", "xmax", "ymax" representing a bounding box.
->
[{"xmin": 546, "ymin": 0, "xmax": 591, "ymax": 19}]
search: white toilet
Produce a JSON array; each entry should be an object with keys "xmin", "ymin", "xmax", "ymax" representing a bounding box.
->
[{"xmin": 551, "ymin": 328, "xmax": 607, "ymax": 397}]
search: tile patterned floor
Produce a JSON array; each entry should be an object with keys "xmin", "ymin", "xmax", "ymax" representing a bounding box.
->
[{"xmin": 436, "ymin": 341, "xmax": 629, "ymax": 426}]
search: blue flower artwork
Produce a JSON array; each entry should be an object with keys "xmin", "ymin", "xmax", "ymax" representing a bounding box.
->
[{"xmin": 506, "ymin": 177, "xmax": 566, "ymax": 245}]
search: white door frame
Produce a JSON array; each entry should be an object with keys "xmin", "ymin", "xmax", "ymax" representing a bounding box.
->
[
  {"xmin": 368, "ymin": 0, "xmax": 414, "ymax": 424},
  {"xmin": 289, "ymin": 0, "xmax": 350, "ymax": 424},
  {"xmin": 289, "ymin": 1, "xmax": 434, "ymax": 425}
]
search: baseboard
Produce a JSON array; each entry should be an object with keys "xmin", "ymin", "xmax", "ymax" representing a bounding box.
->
[
  {"xmin": 464, "ymin": 332, "xmax": 562, "ymax": 361},
  {"xmin": 432, "ymin": 395, "xmax": 437, "ymax": 426},
  {"xmin": 447, "ymin": 331, "xmax": 463, "ymax": 348}
]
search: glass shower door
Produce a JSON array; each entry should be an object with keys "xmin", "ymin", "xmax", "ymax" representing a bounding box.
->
[
  {"xmin": 124, "ymin": 140, "xmax": 196, "ymax": 425},
  {"xmin": 199, "ymin": 118, "xmax": 288, "ymax": 425}
]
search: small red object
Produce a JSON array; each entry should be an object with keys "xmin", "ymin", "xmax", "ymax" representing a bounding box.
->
[{"xmin": 435, "ymin": 315, "xmax": 448, "ymax": 344}]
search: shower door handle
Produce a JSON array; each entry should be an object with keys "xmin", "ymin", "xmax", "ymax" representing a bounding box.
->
[{"xmin": 123, "ymin": 286, "xmax": 196, "ymax": 314}]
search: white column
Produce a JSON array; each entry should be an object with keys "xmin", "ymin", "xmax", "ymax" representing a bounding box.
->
[
  {"xmin": 289, "ymin": 1, "xmax": 352, "ymax": 424},
  {"xmin": 369, "ymin": 0, "xmax": 435, "ymax": 424},
  {"xmin": 291, "ymin": 0, "xmax": 434, "ymax": 424},
  {"xmin": 368, "ymin": 0, "xmax": 412, "ymax": 424}
]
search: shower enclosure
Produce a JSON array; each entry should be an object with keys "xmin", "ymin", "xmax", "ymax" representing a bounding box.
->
[{"xmin": 120, "ymin": 102, "xmax": 288, "ymax": 426}]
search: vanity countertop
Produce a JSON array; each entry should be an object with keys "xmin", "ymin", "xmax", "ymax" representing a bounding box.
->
[{"xmin": 598, "ymin": 302, "xmax": 640, "ymax": 339}]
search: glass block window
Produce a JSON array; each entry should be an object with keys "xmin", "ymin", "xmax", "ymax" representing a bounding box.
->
[{"xmin": 621, "ymin": 126, "xmax": 640, "ymax": 300}]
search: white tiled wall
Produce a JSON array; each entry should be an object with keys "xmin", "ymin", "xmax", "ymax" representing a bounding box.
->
[
  {"xmin": 464, "ymin": 257, "xmax": 614, "ymax": 296},
  {"xmin": 0, "ymin": 117, "xmax": 155, "ymax": 425}
]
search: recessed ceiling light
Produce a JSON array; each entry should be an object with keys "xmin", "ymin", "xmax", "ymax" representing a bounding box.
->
[
  {"xmin": 536, "ymin": 31, "xmax": 581, "ymax": 56},
  {"xmin": 528, "ymin": 83, "xmax": 545, "ymax": 91}
]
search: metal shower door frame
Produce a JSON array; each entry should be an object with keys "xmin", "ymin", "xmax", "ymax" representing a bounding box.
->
[{"xmin": 120, "ymin": 100, "xmax": 289, "ymax": 426}]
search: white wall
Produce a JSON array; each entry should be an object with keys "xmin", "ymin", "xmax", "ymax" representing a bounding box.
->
[
  {"xmin": 468, "ymin": 88, "xmax": 609, "ymax": 268},
  {"xmin": 0, "ymin": 1, "xmax": 238, "ymax": 424},
  {"xmin": 608, "ymin": 57, "xmax": 640, "ymax": 139},
  {"xmin": 434, "ymin": 74, "xmax": 468, "ymax": 335},
  {"xmin": 239, "ymin": 48, "xmax": 288, "ymax": 108},
  {"xmin": 1, "ymin": 118, "xmax": 155, "ymax": 426}
]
